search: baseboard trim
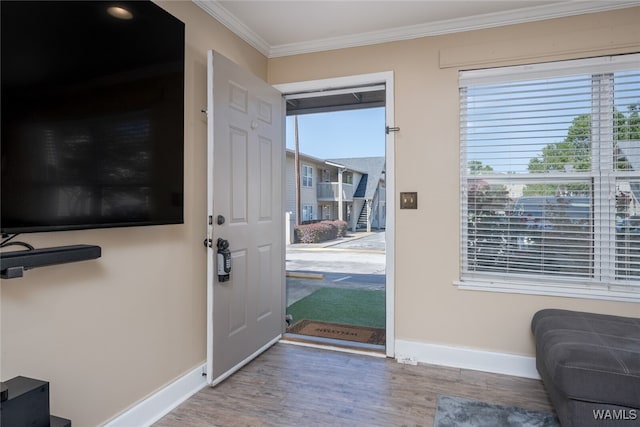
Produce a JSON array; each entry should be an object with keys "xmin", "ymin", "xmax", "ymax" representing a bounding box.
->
[
  {"xmin": 395, "ymin": 339, "xmax": 540, "ymax": 379},
  {"xmin": 102, "ymin": 341, "xmax": 537, "ymax": 426},
  {"xmin": 104, "ymin": 362, "xmax": 207, "ymax": 427}
]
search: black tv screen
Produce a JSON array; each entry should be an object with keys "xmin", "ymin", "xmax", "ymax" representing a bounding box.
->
[{"xmin": 1, "ymin": 1, "xmax": 185, "ymax": 234}]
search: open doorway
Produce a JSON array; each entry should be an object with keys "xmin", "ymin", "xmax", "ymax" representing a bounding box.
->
[{"xmin": 276, "ymin": 75, "xmax": 394, "ymax": 355}]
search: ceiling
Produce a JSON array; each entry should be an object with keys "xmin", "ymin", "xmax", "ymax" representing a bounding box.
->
[
  {"xmin": 194, "ymin": 0, "xmax": 640, "ymax": 58},
  {"xmin": 285, "ymin": 85, "xmax": 386, "ymax": 115}
]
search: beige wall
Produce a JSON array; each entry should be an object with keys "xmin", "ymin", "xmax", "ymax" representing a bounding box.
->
[
  {"xmin": 0, "ymin": 2, "xmax": 267, "ymax": 426},
  {"xmin": 269, "ymin": 8, "xmax": 640, "ymax": 355}
]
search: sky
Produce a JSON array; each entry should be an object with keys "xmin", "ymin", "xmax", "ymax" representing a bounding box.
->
[{"xmin": 285, "ymin": 107, "xmax": 385, "ymax": 159}]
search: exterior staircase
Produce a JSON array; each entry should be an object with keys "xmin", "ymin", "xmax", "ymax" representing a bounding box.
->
[{"xmin": 357, "ymin": 200, "xmax": 369, "ymax": 229}]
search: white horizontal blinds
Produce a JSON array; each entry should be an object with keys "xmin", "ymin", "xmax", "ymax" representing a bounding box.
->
[
  {"xmin": 616, "ymin": 179, "xmax": 640, "ymax": 281},
  {"xmin": 460, "ymin": 54, "xmax": 640, "ymax": 289},
  {"xmin": 462, "ymin": 73, "xmax": 595, "ymax": 280},
  {"xmin": 463, "ymin": 75, "xmax": 594, "ymax": 175},
  {"xmin": 591, "ymin": 73, "xmax": 614, "ymax": 285},
  {"xmin": 613, "ymin": 69, "xmax": 640, "ymax": 284}
]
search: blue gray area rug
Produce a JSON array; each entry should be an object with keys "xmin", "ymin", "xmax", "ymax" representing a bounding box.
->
[{"xmin": 435, "ymin": 395, "xmax": 560, "ymax": 427}]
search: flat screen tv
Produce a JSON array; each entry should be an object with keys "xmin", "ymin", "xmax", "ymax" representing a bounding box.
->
[{"xmin": 1, "ymin": 1, "xmax": 185, "ymax": 234}]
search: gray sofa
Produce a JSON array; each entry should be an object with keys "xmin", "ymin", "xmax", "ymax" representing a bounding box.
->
[{"xmin": 531, "ymin": 309, "xmax": 640, "ymax": 426}]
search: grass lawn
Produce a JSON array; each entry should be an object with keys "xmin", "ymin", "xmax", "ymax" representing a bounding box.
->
[{"xmin": 286, "ymin": 287, "xmax": 385, "ymax": 328}]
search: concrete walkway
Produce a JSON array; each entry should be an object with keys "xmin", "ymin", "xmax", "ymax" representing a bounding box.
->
[
  {"xmin": 286, "ymin": 231, "xmax": 386, "ymax": 306},
  {"xmin": 288, "ymin": 230, "xmax": 385, "ymax": 251}
]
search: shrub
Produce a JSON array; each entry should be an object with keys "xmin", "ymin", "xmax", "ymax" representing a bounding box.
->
[
  {"xmin": 294, "ymin": 221, "xmax": 338, "ymax": 243},
  {"xmin": 333, "ymin": 220, "xmax": 348, "ymax": 237}
]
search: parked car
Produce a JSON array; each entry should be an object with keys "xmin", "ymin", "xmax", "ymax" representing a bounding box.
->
[
  {"xmin": 616, "ymin": 215, "xmax": 640, "ymax": 280},
  {"xmin": 469, "ymin": 194, "xmax": 640, "ymax": 278},
  {"xmin": 616, "ymin": 214, "xmax": 640, "ymax": 234},
  {"xmin": 510, "ymin": 195, "xmax": 590, "ymax": 243},
  {"xmin": 506, "ymin": 196, "xmax": 592, "ymax": 274}
]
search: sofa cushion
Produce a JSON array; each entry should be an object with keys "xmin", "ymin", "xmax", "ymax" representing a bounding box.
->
[{"xmin": 532, "ymin": 309, "xmax": 640, "ymax": 409}]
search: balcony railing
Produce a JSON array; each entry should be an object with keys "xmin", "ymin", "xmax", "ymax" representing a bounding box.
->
[{"xmin": 317, "ymin": 182, "xmax": 353, "ymax": 201}]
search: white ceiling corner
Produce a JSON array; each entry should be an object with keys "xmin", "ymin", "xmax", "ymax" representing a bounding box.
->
[
  {"xmin": 193, "ymin": 0, "xmax": 272, "ymax": 56},
  {"xmin": 194, "ymin": 1, "xmax": 640, "ymax": 58}
]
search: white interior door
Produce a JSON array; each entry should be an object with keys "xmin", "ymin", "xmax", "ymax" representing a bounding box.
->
[{"xmin": 206, "ymin": 51, "xmax": 285, "ymax": 386}]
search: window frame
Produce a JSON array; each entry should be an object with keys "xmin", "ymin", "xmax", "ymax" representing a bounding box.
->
[
  {"xmin": 302, "ymin": 164, "xmax": 313, "ymax": 188},
  {"xmin": 457, "ymin": 54, "xmax": 640, "ymax": 302},
  {"xmin": 302, "ymin": 204, "xmax": 314, "ymax": 222}
]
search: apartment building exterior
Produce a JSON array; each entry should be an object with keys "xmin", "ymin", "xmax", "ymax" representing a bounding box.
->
[{"xmin": 285, "ymin": 149, "xmax": 386, "ymax": 233}]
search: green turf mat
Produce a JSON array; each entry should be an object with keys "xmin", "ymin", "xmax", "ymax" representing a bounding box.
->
[{"xmin": 287, "ymin": 287, "xmax": 385, "ymax": 328}]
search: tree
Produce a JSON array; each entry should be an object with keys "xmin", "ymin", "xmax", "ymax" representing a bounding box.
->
[
  {"xmin": 466, "ymin": 161, "xmax": 506, "ymax": 213},
  {"xmin": 527, "ymin": 114, "xmax": 591, "ymax": 174},
  {"xmin": 468, "ymin": 160, "xmax": 494, "ymax": 175},
  {"xmin": 614, "ymin": 104, "xmax": 640, "ymax": 170},
  {"xmin": 615, "ymin": 104, "xmax": 640, "ymax": 141},
  {"xmin": 466, "ymin": 160, "xmax": 507, "ymax": 220},
  {"xmin": 525, "ymin": 105, "xmax": 640, "ymax": 196}
]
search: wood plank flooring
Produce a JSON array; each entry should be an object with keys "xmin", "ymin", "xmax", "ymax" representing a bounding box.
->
[{"xmin": 154, "ymin": 342, "xmax": 554, "ymax": 427}]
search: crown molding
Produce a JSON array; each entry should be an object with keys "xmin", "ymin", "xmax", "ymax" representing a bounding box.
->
[
  {"xmin": 194, "ymin": 1, "xmax": 640, "ymax": 58},
  {"xmin": 193, "ymin": 0, "xmax": 271, "ymax": 57}
]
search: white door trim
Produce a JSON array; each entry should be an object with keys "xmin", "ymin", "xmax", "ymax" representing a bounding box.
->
[{"xmin": 274, "ymin": 71, "xmax": 395, "ymax": 358}]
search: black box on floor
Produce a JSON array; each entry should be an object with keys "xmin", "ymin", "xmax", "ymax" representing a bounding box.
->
[
  {"xmin": 0, "ymin": 382, "xmax": 8, "ymax": 402},
  {"xmin": 0, "ymin": 376, "xmax": 50, "ymax": 427},
  {"xmin": 51, "ymin": 415, "xmax": 72, "ymax": 427}
]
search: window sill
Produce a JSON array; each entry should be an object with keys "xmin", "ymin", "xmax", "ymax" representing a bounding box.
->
[{"xmin": 454, "ymin": 278, "xmax": 640, "ymax": 303}]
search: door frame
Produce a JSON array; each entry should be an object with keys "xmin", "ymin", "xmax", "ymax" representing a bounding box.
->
[{"xmin": 274, "ymin": 71, "xmax": 395, "ymax": 358}]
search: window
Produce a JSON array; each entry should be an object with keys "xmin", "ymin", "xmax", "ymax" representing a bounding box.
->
[
  {"xmin": 459, "ymin": 54, "xmax": 640, "ymax": 301},
  {"xmin": 322, "ymin": 204, "xmax": 331, "ymax": 219},
  {"xmin": 302, "ymin": 204, "xmax": 313, "ymax": 222},
  {"xmin": 302, "ymin": 165, "xmax": 313, "ymax": 187},
  {"xmin": 344, "ymin": 172, "xmax": 353, "ymax": 185}
]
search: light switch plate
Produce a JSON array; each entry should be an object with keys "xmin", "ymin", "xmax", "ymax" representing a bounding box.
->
[{"xmin": 400, "ymin": 192, "xmax": 417, "ymax": 209}]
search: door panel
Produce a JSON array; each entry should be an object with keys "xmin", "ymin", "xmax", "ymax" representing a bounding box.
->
[
  {"xmin": 206, "ymin": 51, "xmax": 284, "ymax": 385},
  {"xmin": 228, "ymin": 249, "xmax": 248, "ymax": 336},
  {"xmin": 229, "ymin": 127, "xmax": 248, "ymax": 223},
  {"xmin": 259, "ymin": 137, "xmax": 273, "ymax": 220}
]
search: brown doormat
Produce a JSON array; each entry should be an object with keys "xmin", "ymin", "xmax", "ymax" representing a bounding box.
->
[{"xmin": 288, "ymin": 319, "xmax": 385, "ymax": 345}]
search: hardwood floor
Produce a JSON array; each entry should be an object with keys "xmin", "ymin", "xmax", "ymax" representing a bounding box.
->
[{"xmin": 154, "ymin": 342, "xmax": 554, "ymax": 427}]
